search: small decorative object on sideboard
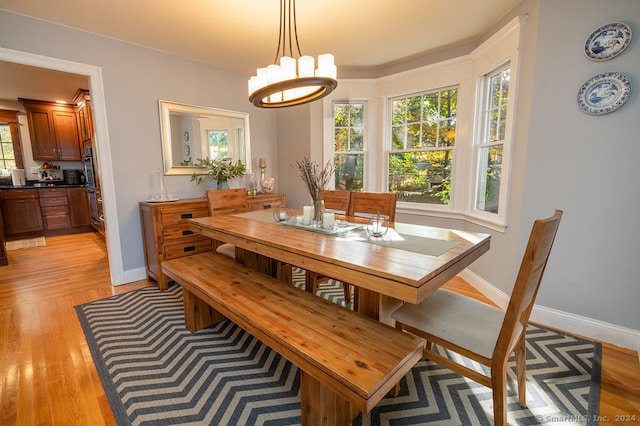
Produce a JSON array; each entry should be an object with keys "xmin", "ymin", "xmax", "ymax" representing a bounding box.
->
[
  {"xmin": 261, "ymin": 177, "xmax": 275, "ymax": 193},
  {"xmin": 190, "ymin": 157, "xmax": 246, "ymax": 190},
  {"xmin": 272, "ymin": 204, "xmax": 291, "ymax": 222},
  {"xmin": 245, "ymin": 172, "xmax": 258, "ymax": 195}
]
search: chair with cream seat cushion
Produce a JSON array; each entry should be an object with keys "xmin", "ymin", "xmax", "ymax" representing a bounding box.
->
[
  {"xmin": 206, "ymin": 188, "xmax": 247, "ymax": 259},
  {"xmin": 392, "ymin": 210, "xmax": 563, "ymax": 426}
]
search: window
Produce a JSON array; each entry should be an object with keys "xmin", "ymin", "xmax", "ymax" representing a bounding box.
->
[
  {"xmin": 333, "ymin": 102, "xmax": 365, "ymax": 191},
  {"xmin": 388, "ymin": 88, "xmax": 457, "ymax": 204},
  {"xmin": 208, "ymin": 130, "xmax": 229, "ymax": 159},
  {"xmin": 0, "ymin": 110, "xmax": 23, "ymax": 171},
  {"xmin": 475, "ymin": 65, "xmax": 510, "ymax": 215}
]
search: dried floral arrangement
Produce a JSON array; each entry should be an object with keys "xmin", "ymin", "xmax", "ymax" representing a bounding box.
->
[{"xmin": 295, "ymin": 157, "xmax": 334, "ymax": 201}]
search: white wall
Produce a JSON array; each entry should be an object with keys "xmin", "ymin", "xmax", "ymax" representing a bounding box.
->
[
  {"xmin": 521, "ymin": 0, "xmax": 639, "ymax": 329},
  {"xmin": 0, "ymin": 10, "xmax": 277, "ymax": 282}
]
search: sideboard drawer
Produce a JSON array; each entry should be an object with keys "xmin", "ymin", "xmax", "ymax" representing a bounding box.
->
[
  {"xmin": 161, "ymin": 206, "xmax": 210, "ymax": 226},
  {"xmin": 164, "ymin": 237, "xmax": 212, "ymax": 259}
]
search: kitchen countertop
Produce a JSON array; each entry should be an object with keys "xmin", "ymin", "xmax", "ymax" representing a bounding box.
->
[{"xmin": 0, "ymin": 182, "xmax": 87, "ymax": 189}]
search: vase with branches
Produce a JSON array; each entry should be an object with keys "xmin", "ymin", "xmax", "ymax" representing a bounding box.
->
[
  {"xmin": 296, "ymin": 157, "xmax": 334, "ymax": 223},
  {"xmin": 190, "ymin": 157, "xmax": 246, "ymax": 189}
]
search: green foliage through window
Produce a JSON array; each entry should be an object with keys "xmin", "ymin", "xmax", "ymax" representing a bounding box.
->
[
  {"xmin": 0, "ymin": 124, "xmax": 17, "ymax": 170},
  {"xmin": 333, "ymin": 103, "xmax": 364, "ymax": 191},
  {"xmin": 476, "ymin": 66, "xmax": 510, "ymax": 214},
  {"xmin": 388, "ymin": 88, "xmax": 457, "ymax": 204}
]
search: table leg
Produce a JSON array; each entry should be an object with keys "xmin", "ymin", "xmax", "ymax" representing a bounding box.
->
[{"xmin": 356, "ymin": 288, "xmax": 402, "ymax": 326}]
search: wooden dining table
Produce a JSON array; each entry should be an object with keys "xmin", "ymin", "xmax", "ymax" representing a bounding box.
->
[{"xmin": 188, "ymin": 209, "xmax": 491, "ymax": 324}]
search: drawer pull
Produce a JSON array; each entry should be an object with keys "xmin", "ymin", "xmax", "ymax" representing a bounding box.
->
[
  {"xmin": 181, "ymin": 213, "xmax": 193, "ymax": 219},
  {"xmin": 182, "ymin": 230, "xmax": 194, "ymax": 236},
  {"xmin": 262, "ymin": 204, "xmax": 272, "ymax": 209},
  {"xmin": 183, "ymin": 246, "xmax": 196, "ymax": 252}
]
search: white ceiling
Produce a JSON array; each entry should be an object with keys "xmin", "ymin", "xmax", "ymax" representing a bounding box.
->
[{"xmin": 0, "ymin": 0, "xmax": 520, "ymax": 103}]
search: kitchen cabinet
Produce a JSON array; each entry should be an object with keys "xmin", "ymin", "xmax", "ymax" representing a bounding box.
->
[
  {"xmin": 39, "ymin": 187, "xmax": 92, "ymax": 231},
  {"xmin": 0, "ymin": 202, "xmax": 7, "ymax": 266},
  {"xmin": 68, "ymin": 187, "xmax": 91, "ymax": 227},
  {"xmin": 73, "ymin": 89, "xmax": 93, "ymax": 144},
  {"xmin": 19, "ymin": 98, "xmax": 82, "ymax": 161},
  {"xmin": 0, "ymin": 189, "xmax": 44, "ymax": 238},
  {"xmin": 39, "ymin": 187, "xmax": 71, "ymax": 230},
  {"xmin": 139, "ymin": 193, "xmax": 286, "ymax": 290}
]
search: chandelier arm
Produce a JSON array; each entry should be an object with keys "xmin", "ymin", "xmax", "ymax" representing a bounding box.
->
[
  {"xmin": 273, "ymin": 0, "xmax": 285, "ymax": 64},
  {"xmin": 292, "ymin": 0, "xmax": 302, "ymax": 57}
]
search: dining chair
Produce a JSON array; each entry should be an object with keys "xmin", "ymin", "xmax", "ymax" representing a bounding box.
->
[
  {"xmin": 347, "ymin": 191, "xmax": 397, "ymax": 221},
  {"xmin": 305, "ymin": 190, "xmax": 352, "ymax": 301},
  {"xmin": 391, "ymin": 209, "xmax": 563, "ymax": 426},
  {"xmin": 206, "ymin": 188, "xmax": 247, "ymax": 259}
]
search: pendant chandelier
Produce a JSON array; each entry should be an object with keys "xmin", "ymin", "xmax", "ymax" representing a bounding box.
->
[{"xmin": 248, "ymin": 0, "xmax": 337, "ymax": 108}]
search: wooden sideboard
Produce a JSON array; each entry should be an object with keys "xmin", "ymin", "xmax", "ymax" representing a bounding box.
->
[{"xmin": 139, "ymin": 193, "xmax": 285, "ymax": 290}]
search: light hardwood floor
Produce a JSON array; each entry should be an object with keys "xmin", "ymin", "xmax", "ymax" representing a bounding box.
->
[{"xmin": 0, "ymin": 232, "xmax": 638, "ymax": 425}]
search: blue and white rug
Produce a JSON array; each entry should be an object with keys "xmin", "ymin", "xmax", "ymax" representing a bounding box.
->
[{"xmin": 75, "ymin": 277, "xmax": 601, "ymax": 425}]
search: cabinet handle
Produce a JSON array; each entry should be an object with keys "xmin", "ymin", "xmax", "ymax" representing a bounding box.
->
[
  {"xmin": 181, "ymin": 213, "xmax": 193, "ymax": 219},
  {"xmin": 183, "ymin": 246, "xmax": 195, "ymax": 252},
  {"xmin": 182, "ymin": 230, "xmax": 194, "ymax": 236},
  {"xmin": 262, "ymin": 204, "xmax": 272, "ymax": 209}
]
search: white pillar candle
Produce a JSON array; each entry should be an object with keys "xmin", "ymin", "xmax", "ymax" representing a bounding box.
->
[
  {"xmin": 322, "ymin": 212, "xmax": 335, "ymax": 229},
  {"xmin": 373, "ymin": 219, "xmax": 382, "ymax": 234},
  {"xmin": 302, "ymin": 206, "xmax": 313, "ymax": 225}
]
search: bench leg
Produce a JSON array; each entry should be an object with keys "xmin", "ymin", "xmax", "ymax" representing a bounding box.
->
[
  {"xmin": 182, "ymin": 287, "xmax": 224, "ymax": 332},
  {"xmin": 299, "ymin": 370, "xmax": 361, "ymax": 426}
]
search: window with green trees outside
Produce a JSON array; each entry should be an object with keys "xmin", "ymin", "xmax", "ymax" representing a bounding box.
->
[
  {"xmin": 389, "ymin": 88, "xmax": 457, "ymax": 204},
  {"xmin": 333, "ymin": 102, "xmax": 364, "ymax": 191}
]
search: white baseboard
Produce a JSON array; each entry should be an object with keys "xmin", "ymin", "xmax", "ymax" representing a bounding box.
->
[
  {"xmin": 459, "ymin": 269, "xmax": 640, "ymax": 352},
  {"xmin": 119, "ymin": 267, "xmax": 149, "ymax": 286}
]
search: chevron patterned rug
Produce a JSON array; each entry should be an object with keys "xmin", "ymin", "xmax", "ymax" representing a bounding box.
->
[{"xmin": 75, "ymin": 272, "xmax": 601, "ymax": 425}]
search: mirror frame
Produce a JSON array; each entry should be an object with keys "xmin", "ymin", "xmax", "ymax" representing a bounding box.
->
[{"xmin": 159, "ymin": 100, "xmax": 251, "ymax": 175}]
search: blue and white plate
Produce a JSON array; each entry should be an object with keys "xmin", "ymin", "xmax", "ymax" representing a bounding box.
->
[
  {"xmin": 584, "ymin": 22, "xmax": 632, "ymax": 61},
  {"xmin": 577, "ymin": 72, "xmax": 632, "ymax": 115}
]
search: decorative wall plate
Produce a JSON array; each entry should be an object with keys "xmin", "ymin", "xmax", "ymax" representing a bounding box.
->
[
  {"xmin": 584, "ymin": 22, "xmax": 632, "ymax": 61},
  {"xmin": 577, "ymin": 72, "xmax": 632, "ymax": 115}
]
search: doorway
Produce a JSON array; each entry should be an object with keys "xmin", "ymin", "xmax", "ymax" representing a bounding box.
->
[{"xmin": 0, "ymin": 47, "xmax": 125, "ymax": 285}]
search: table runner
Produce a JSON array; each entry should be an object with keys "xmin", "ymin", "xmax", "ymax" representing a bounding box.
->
[{"xmin": 234, "ymin": 210, "xmax": 459, "ymax": 257}]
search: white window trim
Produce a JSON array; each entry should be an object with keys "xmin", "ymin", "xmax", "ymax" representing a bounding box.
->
[{"xmin": 319, "ymin": 18, "xmax": 521, "ymax": 232}]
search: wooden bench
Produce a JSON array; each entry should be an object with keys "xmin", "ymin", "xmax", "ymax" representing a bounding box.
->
[{"xmin": 162, "ymin": 252, "xmax": 424, "ymax": 426}]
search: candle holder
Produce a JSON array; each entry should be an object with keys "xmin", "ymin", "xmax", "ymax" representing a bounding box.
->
[
  {"xmin": 366, "ymin": 213, "xmax": 389, "ymax": 238},
  {"xmin": 273, "ymin": 205, "xmax": 291, "ymax": 222}
]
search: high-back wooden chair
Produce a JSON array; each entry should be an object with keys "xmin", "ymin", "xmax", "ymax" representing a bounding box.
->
[
  {"xmin": 392, "ymin": 210, "xmax": 563, "ymax": 426},
  {"xmin": 320, "ymin": 189, "xmax": 351, "ymax": 213},
  {"xmin": 348, "ymin": 191, "xmax": 397, "ymax": 221},
  {"xmin": 206, "ymin": 188, "xmax": 247, "ymax": 258}
]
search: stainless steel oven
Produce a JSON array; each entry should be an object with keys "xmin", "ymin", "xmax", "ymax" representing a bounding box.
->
[{"xmin": 83, "ymin": 147, "xmax": 96, "ymax": 190}]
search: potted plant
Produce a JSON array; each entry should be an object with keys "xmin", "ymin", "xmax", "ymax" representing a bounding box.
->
[{"xmin": 190, "ymin": 157, "xmax": 246, "ymax": 189}]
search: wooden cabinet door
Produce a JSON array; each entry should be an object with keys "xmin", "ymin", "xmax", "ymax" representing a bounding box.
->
[
  {"xmin": 52, "ymin": 108, "xmax": 82, "ymax": 160},
  {"xmin": 68, "ymin": 187, "xmax": 91, "ymax": 227},
  {"xmin": 1, "ymin": 197, "xmax": 43, "ymax": 236},
  {"xmin": 26, "ymin": 108, "xmax": 57, "ymax": 161}
]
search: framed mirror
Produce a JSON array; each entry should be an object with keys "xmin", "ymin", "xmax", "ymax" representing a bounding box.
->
[{"xmin": 159, "ymin": 100, "xmax": 251, "ymax": 175}]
